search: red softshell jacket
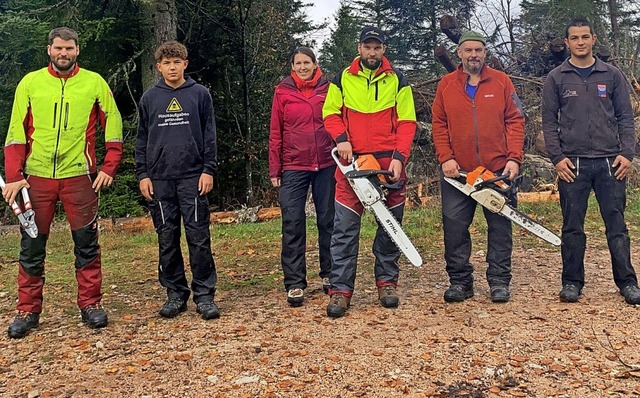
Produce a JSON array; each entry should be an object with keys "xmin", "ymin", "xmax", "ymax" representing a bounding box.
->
[{"xmin": 269, "ymin": 70, "xmax": 334, "ymax": 178}]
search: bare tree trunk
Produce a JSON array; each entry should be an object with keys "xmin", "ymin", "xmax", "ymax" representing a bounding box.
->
[
  {"xmin": 140, "ymin": 0, "xmax": 177, "ymax": 91},
  {"xmin": 236, "ymin": 0, "xmax": 254, "ymax": 205},
  {"xmin": 608, "ymin": 0, "xmax": 620, "ymax": 57},
  {"xmin": 434, "ymin": 46, "xmax": 456, "ymax": 72}
]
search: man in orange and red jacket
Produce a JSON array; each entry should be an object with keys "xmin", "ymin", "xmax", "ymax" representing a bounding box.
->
[
  {"xmin": 432, "ymin": 31, "xmax": 525, "ymax": 304},
  {"xmin": 322, "ymin": 26, "xmax": 417, "ymax": 318}
]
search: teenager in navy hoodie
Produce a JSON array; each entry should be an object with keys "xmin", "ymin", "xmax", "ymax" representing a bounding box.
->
[{"xmin": 135, "ymin": 41, "xmax": 219, "ymax": 320}]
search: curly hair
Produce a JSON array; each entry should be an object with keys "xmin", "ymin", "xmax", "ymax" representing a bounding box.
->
[{"xmin": 154, "ymin": 41, "xmax": 188, "ymax": 63}]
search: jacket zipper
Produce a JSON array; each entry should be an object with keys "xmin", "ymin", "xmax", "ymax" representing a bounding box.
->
[
  {"xmin": 52, "ymin": 103, "xmax": 57, "ymax": 128},
  {"xmin": 472, "ymin": 97, "xmax": 481, "ymax": 166},
  {"xmin": 64, "ymin": 102, "xmax": 69, "ymax": 129},
  {"xmin": 52, "ymin": 77, "xmax": 67, "ymax": 178}
]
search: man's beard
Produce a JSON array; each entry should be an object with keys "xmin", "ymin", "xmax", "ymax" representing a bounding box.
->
[
  {"xmin": 464, "ymin": 59, "xmax": 483, "ymax": 74},
  {"xmin": 363, "ymin": 58, "xmax": 381, "ymax": 70},
  {"xmin": 51, "ymin": 56, "xmax": 76, "ymax": 72}
]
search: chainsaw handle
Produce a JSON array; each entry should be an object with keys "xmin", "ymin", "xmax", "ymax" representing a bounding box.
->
[
  {"xmin": 378, "ymin": 179, "xmax": 404, "ymax": 190},
  {"xmin": 344, "ymin": 169, "xmax": 393, "ymax": 179},
  {"xmin": 474, "ymin": 173, "xmax": 511, "ymax": 192},
  {"xmin": 344, "ymin": 169, "xmax": 404, "ymax": 191}
]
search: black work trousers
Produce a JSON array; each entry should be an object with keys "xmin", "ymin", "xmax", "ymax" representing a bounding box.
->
[
  {"xmin": 148, "ymin": 176, "xmax": 217, "ymax": 303},
  {"xmin": 440, "ymin": 172, "xmax": 515, "ymax": 288},
  {"xmin": 558, "ymin": 157, "xmax": 638, "ymax": 290},
  {"xmin": 279, "ymin": 166, "xmax": 335, "ymax": 290}
]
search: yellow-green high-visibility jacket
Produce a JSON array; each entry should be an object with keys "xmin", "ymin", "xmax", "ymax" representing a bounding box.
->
[
  {"xmin": 4, "ymin": 64, "xmax": 123, "ymax": 182},
  {"xmin": 322, "ymin": 56, "xmax": 416, "ymax": 163}
]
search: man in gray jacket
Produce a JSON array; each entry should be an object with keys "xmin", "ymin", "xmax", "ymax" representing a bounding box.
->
[{"xmin": 542, "ymin": 17, "xmax": 640, "ymax": 305}]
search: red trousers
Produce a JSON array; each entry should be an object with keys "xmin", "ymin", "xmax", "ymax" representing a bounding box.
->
[
  {"xmin": 334, "ymin": 156, "xmax": 407, "ymax": 214},
  {"xmin": 17, "ymin": 175, "xmax": 102, "ymax": 313}
]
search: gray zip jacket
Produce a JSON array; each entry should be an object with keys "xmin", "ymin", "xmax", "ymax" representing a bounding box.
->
[{"xmin": 542, "ymin": 57, "xmax": 635, "ymax": 165}]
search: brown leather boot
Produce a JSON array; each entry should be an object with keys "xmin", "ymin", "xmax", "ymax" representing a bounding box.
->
[
  {"xmin": 378, "ymin": 285, "xmax": 399, "ymax": 308},
  {"xmin": 326, "ymin": 293, "xmax": 351, "ymax": 318}
]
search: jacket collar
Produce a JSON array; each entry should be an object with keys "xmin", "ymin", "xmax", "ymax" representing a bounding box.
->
[
  {"xmin": 559, "ymin": 56, "xmax": 607, "ymax": 73},
  {"xmin": 47, "ymin": 63, "xmax": 80, "ymax": 78},
  {"xmin": 347, "ymin": 56, "xmax": 394, "ymax": 77},
  {"xmin": 455, "ymin": 63, "xmax": 492, "ymax": 84},
  {"xmin": 290, "ymin": 67, "xmax": 323, "ymax": 90}
]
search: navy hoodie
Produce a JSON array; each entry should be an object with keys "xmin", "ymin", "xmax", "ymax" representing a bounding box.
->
[{"xmin": 136, "ymin": 76, "xmax": 217, "ymax": 180}]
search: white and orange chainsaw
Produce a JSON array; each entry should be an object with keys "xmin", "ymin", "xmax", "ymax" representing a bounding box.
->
[
  {"xmin": 444, "ymin": 167, "xmax": 561, "ymax": 246},
  {"xmin": 332, "ymin": 148, "xmax": 423, "ymax": 266},
  {"xmin": 0, "ymin": 175, "xmax": 38, "ymax": 238}
]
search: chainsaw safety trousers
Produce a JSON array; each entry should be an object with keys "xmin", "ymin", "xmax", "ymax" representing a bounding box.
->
[
  {"xmin": 15, "ymin": 175, "xmax": 102, "ymax": 313},
  {"xmin": 328, "ymin": 201, "xmax": 403, "ymax": 295},
  {"xmin": 334, "ymin": 155, "xmax": 406, "ymax": 214},
  {"xmin": 148, "ymin": 175, "xmax": 216, "ymax": 302}
]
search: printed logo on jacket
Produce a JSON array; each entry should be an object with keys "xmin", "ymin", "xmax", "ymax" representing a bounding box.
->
[{"xmin": 158, "ymin": 98, "xmax": 190, "ymax": 128}]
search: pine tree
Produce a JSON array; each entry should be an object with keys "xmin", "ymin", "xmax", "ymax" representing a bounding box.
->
[{"xmin": 319, "ymin": 1, "xmax": 363, "ymax": 78}]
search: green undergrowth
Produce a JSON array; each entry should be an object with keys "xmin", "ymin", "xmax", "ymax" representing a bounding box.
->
[{"xmin": 0, "ymin": 194, "xmax": 638, "ymax": 308}]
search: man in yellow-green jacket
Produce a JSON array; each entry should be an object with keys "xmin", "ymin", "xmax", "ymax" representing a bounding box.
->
[
  {"xmin": 1, "ymin": 27, "xmax": 123, "ymax": 338},
  {"xmin": 322, "ymin": 26, "xmax": 417, "ymax": 318}
]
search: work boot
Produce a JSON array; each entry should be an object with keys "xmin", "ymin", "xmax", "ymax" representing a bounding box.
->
[
  {"xmin": 444, "ymin": 284, "xmax": 474, "ymax": 303},
  {"xmin": 490, "ymin": 285, "xmax": 510, "ymax": 303},
  {"xmin": 620, "ymin": 285, "xmax": 640, "ymax": 305},
  {"xmin": 196, "ymin": 298, "xmax": 220, "ymax": 320},
  {"xmin": 8, "ymin": 311, "xmax": 40, "ymax": 339},
  {"xmin": 378, "ymin": 285, "xmax": 400, "ymax": 308},
  {"xmin": 326, "ymin": 293, "xmax": 351, "ymax": 318},
  {"xmin": 559, "ymin": 284, "xmax": 581, "ymax": 303},
  {"xmin": 81, "ymin": 304, "xmax": 108, "ymax": 328},
  {"xmin": 287, "ymin": 288, "xmax": 304, "ymax": 307},
  {"xmin": 159, "ymin": 298, "xmax": 187, "ymax": 318}
]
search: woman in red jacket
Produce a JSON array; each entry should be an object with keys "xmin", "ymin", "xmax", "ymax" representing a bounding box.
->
[{"xmin": 269, "ymin": 47, "xmax": 335, "ymax": 307}]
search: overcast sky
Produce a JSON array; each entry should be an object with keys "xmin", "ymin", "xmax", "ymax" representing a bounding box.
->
[
  {"xmin": 308, "ymin": 0, "xmax": 341, "ymax": 24},
  {"xmin": 306, "ymin": 0, "xmax": 341, "ymax": 48}
]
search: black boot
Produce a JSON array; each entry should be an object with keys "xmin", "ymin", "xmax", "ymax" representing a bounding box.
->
[
  {"xmin": 8, "ymin": 311, "xmax": 40, "ymax": 339},
  {"xmin": 81, "ymin": 304, "xmax": 108, "ymax": 328},
  {"xmin": 159, "ymin": 298, "xmax": 187, "ymax": 318},
  {"xmin": 196, "ymin": 298, "xmax": 220, "ymax": 320}
]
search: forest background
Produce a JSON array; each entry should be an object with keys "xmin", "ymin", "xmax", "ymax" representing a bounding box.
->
[{"xmin": 1, "ymin": 0, "xmax": 640, "ymax": 218}]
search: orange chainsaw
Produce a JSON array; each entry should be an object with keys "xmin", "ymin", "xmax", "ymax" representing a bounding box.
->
[{"xmin": 444, "ymin": 166, "xmax": 561, "ymax": 246}]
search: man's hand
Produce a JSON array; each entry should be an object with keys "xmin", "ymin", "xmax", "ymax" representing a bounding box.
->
[
  {"xmin": 612, "ymin": 155, "xmax": 632, "ymax": 180},
  {"xmin": 198, "ymin": 173, "xmax": 214, "ymax": 195},
  {"xmin": 139, "ymin": 178, "xmax": 154, "ymax": 201},
  {"xmin": 503, "ymin": 160, "xmax": 520, "ymax": 181},
  {"xmin": 270, "ymin": 177, "xmax": 281, "ymax": 187},
  {"xmin": 441, "ymin": 159, "xmax": 460, "ymax": 178},
  {"xmin": 555, "ymin": 158, "xmax": 576, "ymax": 183},
  {"xmin": 1, "ymin": 179, "xmax": 29, "ymax": 206},
  {"xmin": 92, "ymin": 171, "xmax": 114, "ymax": 192},
  {"xmin": 388, "ymin": 159, "xmax": 403, "ymax": 182},
  {"xmin": 336, "ymin": 141, "xmax": 353, "ymax": 163}
]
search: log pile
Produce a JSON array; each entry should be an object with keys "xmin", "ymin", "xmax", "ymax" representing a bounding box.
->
[{"xmin": 0, "ymin": 207, "xmax": 283, "ymax": 235}]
